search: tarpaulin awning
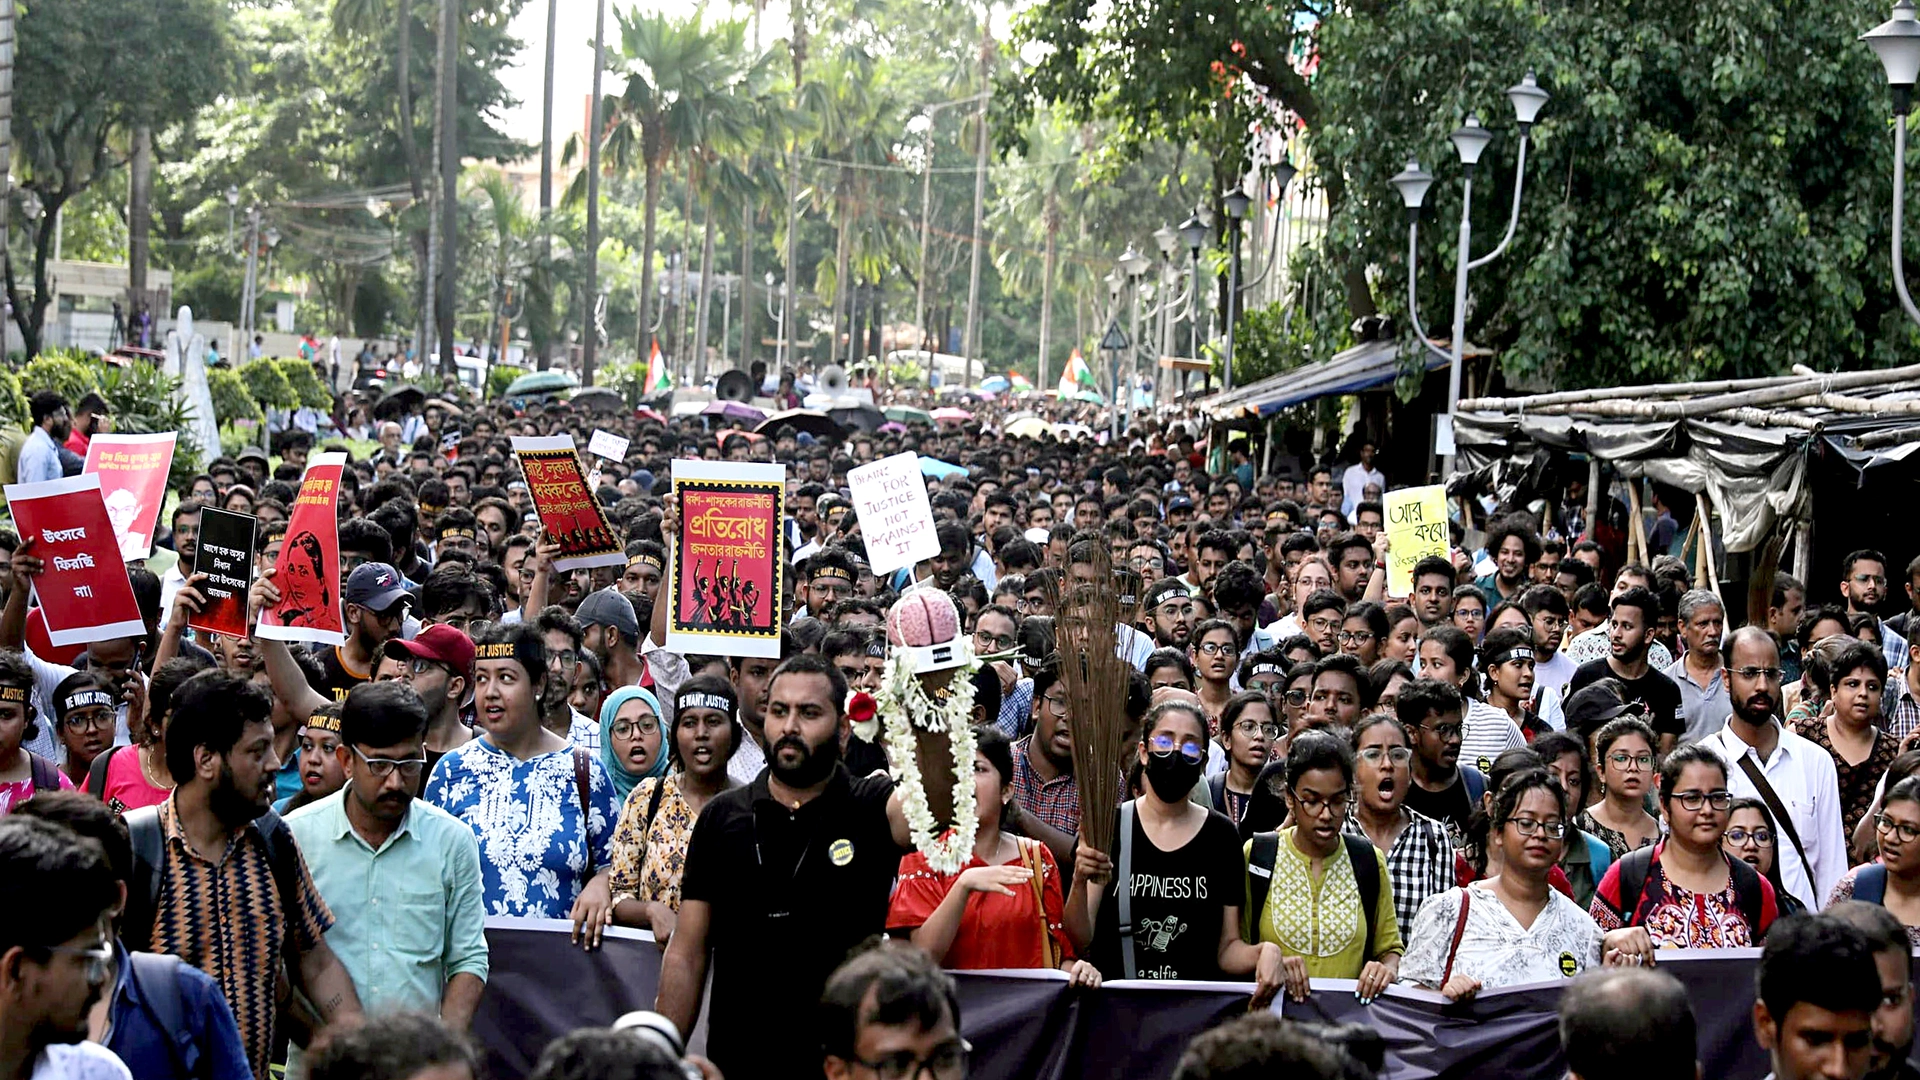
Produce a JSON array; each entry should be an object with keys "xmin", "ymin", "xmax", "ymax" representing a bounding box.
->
[{"xmin": 1198, "ymin": 337, "xmax": 1486, "ymax": 422}]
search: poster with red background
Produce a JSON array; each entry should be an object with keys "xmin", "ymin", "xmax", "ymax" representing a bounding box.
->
[
  {"xmin": 82, "ymin": 432, "xmax": 176, "ymax": 561},
  {"xmin": 667, "ymin": 460, "xmax": 784, "ymax": 658},
  {"xmin": 255, "ymin": 452, "xmax": 346, "ymax": 645},
  {"xmin": 511, "ymin": 435, "xmax": 625, "ymax": 572},
  {"xmin": 2, "ymin": 474, "xmax": 145, "ymax": 646}
]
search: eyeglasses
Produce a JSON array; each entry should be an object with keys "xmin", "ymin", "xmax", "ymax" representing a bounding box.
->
[
  {"xmin": 39, "ymin": 922, "xmax": 112, "ymax": 985},
  {"xmin": 1130, "ymin": 556, "xmax": 1165, "ymax": 570},
  {"xmin": 1853, "ymin": 574, "xmax": 1888, "ymax": 586},
  {"xmin": 848, "ymin": 1038, "xmax": 969, "ymax": 1080},
  {"xmin": 1154, "ymin": 603, "xmax": 1196, "ymax": 620},
  {"xmin": 1290, "ymin": 788, "xmax": 1350, "ymax": 817},
  {"xmin": 1507, "ymin": 817, "xmax": 1567, "ymax": 838},
  {"xmin": 1877, "ymin": 814, "xmax": 1920, "ymax": 844},
  {"xmin": 1607, "ymin": 752, "xmax": 1654, "ymax": 771},
  {"xmin": 1672, "ymin": 790, "xmax": 1732, "ymax": 812},
  {"xmin": 1195, "ymin": 641, "xmax": 1235, "ymax": 656},
  {"xmin": 550, "ymin": 649, "xmax": 581, "ymax": 670},
  {"xmin": 974, "ymin": 631, "xmax": 1018, "ymax": 652},
  {"xmin": 610, "ymin": 717, "xmax": 660, "ymax": 740},
  {"xmin": 1731, "ymin": 666, "xmax": 1783, "ymax": 682},
  {"xmin": 1358, "ymin": 746, "xmax": 1413, "ymax": 765},
  {"xmin": 1147, "ymin": 733, "xmax": 1206, "ymax": 762},
  {"xmin": 1041, "ymin": 693, "xmax": 1069, "ymax": 716},
  {"xmin": 1724, "ymin": 827, "xmax": 1773, "ymax": 847},
  {"xmin": 352, "ymin": 746, "xmax": 429, "ymax": 780},
  {"xmin": 1420, "ymin": 722, "xmax": 1463, "ymax": 739},
  {"xmin": 61, "ymin": 711, "xmax": 114, "ymax": 732},
  {"xmin": 1233, "ymin": 720, "xmax": 1281, "ymax": 739},
  {"xmin": 1306, "ymin": 617, "xmax": 1342, "ymax": 634},
  {"xmin": 1337, "ymin": 630, "xmax": 1375, "ymax": 645}
]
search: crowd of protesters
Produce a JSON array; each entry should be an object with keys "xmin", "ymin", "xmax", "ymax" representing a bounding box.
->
[{"xmin": 0, "ymin": 374, "xmax": 1914, "ymax": 1080}]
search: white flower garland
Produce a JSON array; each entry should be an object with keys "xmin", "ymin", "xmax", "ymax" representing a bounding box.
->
[{"xmin": 878, "ymin": 650, "xmax": 979, "ymax": 875}]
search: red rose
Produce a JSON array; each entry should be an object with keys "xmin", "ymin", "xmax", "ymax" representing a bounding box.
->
[{"xmin": 847, "ymin": 691, "xmax": 878, "ymax": 725}]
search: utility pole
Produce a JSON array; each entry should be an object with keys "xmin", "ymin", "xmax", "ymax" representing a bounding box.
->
[
  {"xmin": 783, "ymin": 0, "xmax": 807, "ymax": 378},
  {"xmin": 239, "ymin": 206, "xmax": 261, "ymax": 343},
  {"xmin": 536, "ymin": 0, "xmax": 557, "ymax": 369},
  {"xmin": 435, "ymin": 0, "xmax": 459, "ymax": 375},
  {"xmin": 960, "ymin": 13, "xmax": 992, "ymax": 383},
  {"xmin": 582, "ymin": 0, "xmax": 606, "ymax": 384}
]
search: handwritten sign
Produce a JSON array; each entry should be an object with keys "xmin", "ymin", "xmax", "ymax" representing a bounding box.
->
[
  {"xmin": 667, "ymin": 460, "xmax": 784, "ymax": 658},
  {"xmin": 587, "ymin": 429, "xmax": 630, "ymax": 462},
  {"xmin": 256, "ymin": 452, "xmax": 347, "ymax": 645},
  {"xmin": 2, "ymin": 473, "xmax": 145, "ymax": 646},
  {"xmin": 83, "ymin": 432, "xmax": 176, "ymax": 561},
  {"xmin": 1384, "ymin": 484, "xmax": 1449, "ymax": 597},
  {"xmin": 848, "ymin": 451, "xmax": 939, "ymax": 576},
  {"xmin": 190, "ymin": 508, "xmax": 257, "ymax": 640},
  {"xmin": 512, "ymin": 435, "xmax": 626, "ymax": 572}
]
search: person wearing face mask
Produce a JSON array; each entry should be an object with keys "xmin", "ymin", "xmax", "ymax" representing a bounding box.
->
[{"xmin": 1065, "ymin": 700, "xmax": 1284, "ymax": 999}]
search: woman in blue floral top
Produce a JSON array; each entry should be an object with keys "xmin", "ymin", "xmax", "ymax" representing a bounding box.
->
[{"xmin": 426, "ymin": 623, "xmax": 619, "ymax": 945}]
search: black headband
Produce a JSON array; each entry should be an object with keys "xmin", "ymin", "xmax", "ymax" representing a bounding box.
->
[{"xmin": 676, "ymin": 690, "xmax": 737, "ymax": 717}]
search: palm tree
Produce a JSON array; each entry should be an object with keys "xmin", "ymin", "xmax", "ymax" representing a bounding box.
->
[
  {"xmin": 466, "ymin": 169, "xmax": 531, "ymax": 368},
  {"xmin": 535, "ymin": 0, "xmax": 558, "ymax": 368}
]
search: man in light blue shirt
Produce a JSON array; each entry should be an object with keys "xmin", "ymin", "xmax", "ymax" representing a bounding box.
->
[
  {"xmin": 16, "ymin": 391, "xmax": 71, "ymax": 485},
  {"xmin": 285, "ymin": 680, "xmax": 488, "ymax": 1030}
]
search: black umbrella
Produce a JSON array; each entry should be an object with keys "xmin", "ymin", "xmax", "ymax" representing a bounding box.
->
[
  {"xmin": 827, "ymin": 404, "xmax": 885, "ymax": 433},
  {"xmin": 756, "ymin": 409, "xmax": 846, "ymax": 440},
  {"xmin": 372, "ymin": 385, "xmax": 426, "ymax": 420},
  {"xmin": 570, "ymin": 386, "xmax": 627, "ymax": 413}
]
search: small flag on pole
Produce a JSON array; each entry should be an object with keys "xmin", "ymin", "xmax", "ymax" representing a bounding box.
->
[{"xmin": 645, "ymin": 339, "xmax": 673, "ymax": 392}]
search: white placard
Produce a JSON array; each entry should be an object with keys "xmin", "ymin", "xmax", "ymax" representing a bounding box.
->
[
  {"xmin": 587, "ymin": 429, "xmax": 630, "ymax": 462},
  {"xmin": 848, "ymin": 451, "xmax": 941, "ymax": 576}
]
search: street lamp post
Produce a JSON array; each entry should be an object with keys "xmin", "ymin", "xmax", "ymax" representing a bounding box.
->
[
  {"xmin": 225, "ymin": 185, "xmax": 239, "ymax": 253},
  {"xmin": 1151, "ymin": 225, "xmax": 1178, "ymax": 407},
  {"xmin": 764, "ymin": 272, "xmax": 785, "ymax": 371},
  {"xmin": 1392, "ymin": 71, "xmax": 1549, "ymax": 474},
  {"xmin": 239, "ymin": 204, "xmax": 261, "ymax": 343},
  {"xmin": 1221, "ymin": 184, "xmax": 1251, "ymax": 394},
  {"xmin": 1178, "ymin": 211, "xmax": 1208, "ymax": 398},
  {"xmin": 1864, "ymin": 1, "xmax": 1920, "ymax": 331},
  {"xmin": 1119, "ymin": 244, "xmax": 1149, "ymax": 428}
]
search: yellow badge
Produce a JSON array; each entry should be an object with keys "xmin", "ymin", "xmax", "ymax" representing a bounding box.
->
[
  {"xmin": 828, "ymin": 838, "xmax": 855, "ymax": 867},
  {"xmin": 1478, "ymin": 756, "xmax": 1493, "ymax": 774},
  {"xmin": 1559, "ymin": 951, "xmax": 1578, "ymax": 977}
]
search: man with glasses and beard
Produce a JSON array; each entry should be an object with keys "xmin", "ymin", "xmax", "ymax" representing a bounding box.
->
[
  {"xmin": 287, "ymin": 681, "xmax": 488, "ymax": 1039},
  {"xmin": 1144, "ymin": 579, "xmax": 1195, "ymax": 651},
  {"xmin": 0, "ymin": 816, "xmax": 130, "ymax": 1080},
  {"xmin": 121, "ymin": 669, "xmax": 362, "ymax": 1080},
  {"xmin": 655, "ymin": 655, "xmax": 910, "ymax": 1080}
]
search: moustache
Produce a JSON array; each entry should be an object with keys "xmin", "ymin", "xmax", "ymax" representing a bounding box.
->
[{"xmin": 773, "ymin": 733, "xmax": 810, "ymax": 756}]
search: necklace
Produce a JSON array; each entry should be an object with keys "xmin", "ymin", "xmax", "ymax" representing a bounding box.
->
[
  {"xmin": 138, "ymin": 744, "xmax": 174, "ymax": 792},
  {"xmin": 878, "ymin": 651, "xmax": 979, "ymax": 874}
]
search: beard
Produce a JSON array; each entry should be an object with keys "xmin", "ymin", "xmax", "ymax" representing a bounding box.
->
[
  {"xmin": 769, "ymin": 730, "xmax": 840, "ymax": 787},
  {"xmin": 209, "ymin": 761, "xmax": 270, "ymax": 828}
]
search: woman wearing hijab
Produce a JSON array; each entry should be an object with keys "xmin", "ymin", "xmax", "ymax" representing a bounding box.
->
[
  {"xmin": 607, "ymin": 675, "xmax": 741, "ymax": 946},
  {"xmin": 598, "ymin": 685, "xmax": 669, "ymax": 804}
]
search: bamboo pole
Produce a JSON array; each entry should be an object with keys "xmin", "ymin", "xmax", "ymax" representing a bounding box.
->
[
  {"xmin": 1792, "ymin": 521, "xmax": 1811, "ymax": 585},
  {"xmin": 1695, "ymin": 491, "xmax": 1720, "ymax": 595},
  {"xmin": 1584, "ymin": 458, "xmax": 1601, "ymax": 543},
  {"xmin": 1470, "ymin": 400, "xmax": 1824, "ymax": 430},
  {"xmin": 1626, "ymin": 480, "xmax": 1648, "ymax": 566},
  {"xmin": 1457, "ymin": 373, "xmax": 1812, "ymax": 412},
  {"xmin": 1683, "ymin": 511, "xmax": 1704, "ymax": 588}
]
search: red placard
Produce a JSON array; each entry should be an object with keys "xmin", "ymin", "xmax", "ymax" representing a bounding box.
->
[
  {"xmin": 255, "ymin": 452, "xmax": 347, "ymax": 645},
  {"xmin": 2, "ymin": 474, "xmax": 145, "ymax": 646},
  {"xmin": 666, "ymin": 460, "xmax": 785, "ymax": 658},
  {"xmin": 82, "ymin": 432, "xmax": 176, "ymax": 561},
  {"xmin": 511, "ymin": 435, "xmax": 624, "ymax": 572}
]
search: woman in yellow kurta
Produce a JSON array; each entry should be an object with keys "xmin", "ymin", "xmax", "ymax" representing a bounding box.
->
[{"xmin": 1242, "ymin": 730, "xmax": 1401, "ymax": 1004}]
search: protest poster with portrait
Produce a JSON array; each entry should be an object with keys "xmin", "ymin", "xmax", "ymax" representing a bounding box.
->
[
  {"xmin": 667, "ymin": 460, "xmax": 784, "ymax": 658},
  {"xmin": 189, "ymin": 508, "xmax": 258, "ymax": 640},
  {"xmin": 511, "ymin": 435, "xmax": 626, "ymax": 572},
  {"xmin": 82, "ymin": 432, "xmax": 176, "ymax": 561},
  {"xmin": 2, "ymin": 473, "xmax": 145, "ymax": 646},
  {"xmin": 255, "ymin": 452, "xmax": 346, "ymax": 646}
]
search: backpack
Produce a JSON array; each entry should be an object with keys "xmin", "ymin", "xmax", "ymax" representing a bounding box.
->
[
  {"xmin": 26, "ymin": 751, "xmax": 61, "ymax": 798},
  {"xmin": 1244, "ymin": 831, "xmax": 1381, "ymax": 957},
  {"xmin": 84, "ymin": 745, "xmax": 122, "ymax": 799},
  {"xmin": 1851, "ymin": 862, "xmax": 1891, "ymax": 906},
  {"xmin": 126, "ymin": 950, "xmax": 209, "ymax": 1080},
  {"xmin": 121, "ymin": 804, "xmax": 303, "ymax": 954},
  {"xmin": 1612, "ymin": 846, "xmax": 1768, "ymax": 940}
]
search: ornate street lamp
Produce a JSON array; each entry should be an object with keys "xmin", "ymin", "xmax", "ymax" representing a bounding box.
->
[{"xmin": 1864, "ymin": 1, "xmax": 1920, "ymax": 329}]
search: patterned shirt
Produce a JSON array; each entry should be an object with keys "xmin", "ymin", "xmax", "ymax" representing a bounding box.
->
[
  {"xmin": 424, "ymin": 739, "xmax": 618, "ymax": 918},
  {"xmin": 1563, "ymin": 623, "xmax": 1674, "ymax": 670},
  {"xmin": 1249, "ymin": 828, "xmax": 1404, "ymax": 980},
  {"xmin": 607, "ymin": 774, "xmax": 701, "ymax": 911},
  {"xmin": 149, "ymin": 797, "xmax": 334, "ymax": 1080},
  {"xmin": 1887, "ymin": 671, "xmax": 1920, "ymax": 744},
  {"xmin": 1011, "ymin": 736, "xmax": 1080, "ymax": 835},
  {"xmin": 1588, "ymin": 843, "xmax": 1778, "ymax": 948},
  {"xmin": 1400, "ymin": 884, "xmax": 1602, "ymax": 991},
  {"xmin": 1344, "ymin": 806, "xmax": 1455, "ymax": 935},
  {"xmin": 1790, "ymin": 714, "xmax": 1900, "ymax": 840}
]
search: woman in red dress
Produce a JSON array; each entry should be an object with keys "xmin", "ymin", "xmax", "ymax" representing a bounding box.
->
[{"xmin": 888, "ymin": 725, "xmax": 1100, "ymax": 981}]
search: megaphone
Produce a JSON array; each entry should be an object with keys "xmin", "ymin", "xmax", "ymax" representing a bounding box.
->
[
  {"xmin": 714, "ymin": 369, "xmax": 756, "ymax": 402},
  {"xmin": 820, "ymin": 364, "xmax": 848, "ymax": 395}
]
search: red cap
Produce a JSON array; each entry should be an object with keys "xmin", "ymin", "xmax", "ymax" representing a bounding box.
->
[{"xmin": 383, "ymin": 623, "xmax": 476, "ymax": 684}]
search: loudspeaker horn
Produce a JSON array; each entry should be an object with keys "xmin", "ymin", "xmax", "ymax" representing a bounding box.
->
[
  {"xmin": 715, "ymin": 369, "xmax": 756, "ymax": 402},
  {"xmin": 819, "ymin": 364, "xmax": 848, "ymax": 394}
]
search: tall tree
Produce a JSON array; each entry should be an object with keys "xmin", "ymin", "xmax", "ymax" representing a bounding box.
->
[{"xmin": 535, "ymin": 0, "xmax": 557, "ymax": 369}]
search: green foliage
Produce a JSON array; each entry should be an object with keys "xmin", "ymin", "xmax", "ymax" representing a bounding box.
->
[
  {"xmin": 173, "ymin": 265, "xmax": 243, "ymax": 325},
  {"xmin": 207, "ymin": 368, "xmax": 263, "ymax": 426},
  {"xmin": 274, "ymin": 359, "xmax": 334, "ymax": 410},
  {"xmin": 0, "ymin": 371, "xmax": 26, "ymax": 428},
  {"xmin": 19, "ymin": 354, "xmax": 97, "ymax": 404},
  {"xmin": 486, "ymin": 365, "xmax": 520, "ymax": 400},
  {"xmin": 1225, "ymin": 300, "xmax": 1349, "ymax": 388},
  {"xmin": 601, "ymin": 362, "xmax": 651, "ymax": 406},
  {"xmin": 236, "ymin": 359, "xmax": 297, "ymax": 411},
  {"xmin": 1310, "ymin": 0, "xmax": 1903, "ymax": 386},
  {"xmin": 94, "ymin": 364, "xmax": 205, "ymax": 494}
]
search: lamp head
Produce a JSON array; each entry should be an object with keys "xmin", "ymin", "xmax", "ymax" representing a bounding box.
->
[
  {"xmin": 1152, "ymin": 224, "xmax": 1178, "ymax": 257},
  {"xmin": 906, "ymin": 113, "xmax": 934, "ymax": 136},
  {"xmin": 1450, "ymin": 115, "xmax": 1494, "ymax": 170},
  {"xmin": 1865, "ymin": 0, "xmax": 1920, "ymax": 114},
  {"xmin": 226, "ymin": 184, "xmax": 240, "ymax": 207},
  {"xmin": 263, "ymin": 226, "xmax": 281, "ymax": 249},
  {"xmin": 1222, "ymin": 186, "xmax": 1252, "ymax": 220},
  {"xmin": 1507, "ymin": 71, "xmax": 1550, "ymax": 132},
  {"xmin": 1119, "ymin": 244, "xmax": 1150, "ymax": 279},
  {"xmin": 1389, "ymin": 160, "xmax": 1434, "ymax": 221},
  {"xmin": 1271, "ymin": 158, "xmax": 1298, "ymax": 193},
  {"xmin": 1177, "ymin": 212, "xmax": 1209, "ymax": 254}
]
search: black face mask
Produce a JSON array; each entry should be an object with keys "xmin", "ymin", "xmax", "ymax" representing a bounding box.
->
[{"xmin": 1143, "ymin": 748, "xmax": 1204, "ymax": 802}]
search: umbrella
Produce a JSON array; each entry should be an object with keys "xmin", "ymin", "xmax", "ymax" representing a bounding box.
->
[
  {"xmin": 756, "ymin": 409, "xmax": 846, "ymax": 439},
  {"xmin": 372, "ymin": 385, "xmax": 425, "ymax": 420},
  {"xmin": 979, "ymin": 375, "xmax": 1010, "ymax": 394},
  {"xmin": 1053, "ymin": 423, "xmax": 1094, "ymax": 441},
  {"xmin": 919, "ymin": 457, "xmax": 967, "ymax": 480},
  {"xmin": 570, "ymin": 386, "xmax": 626, "ymax": 412},
  {"xmin": 635, "ymin": 407, "xmax": 667, "ymax": 425},
  {"xmin": 702, "ymin": 400, "xmax": 767, "ymax": 422},
  {"xmin": 931, "ymin": 407, "xmax": 973, "ymax": 424},
  {"xmin": 1002, "ymin": 416, "xmax": 1051, "ymax": 439},
  {"xmin": 877, "ymin": 421, "xmax": 909, "ymax": 434},
  {"xmin": 884, "ymin": 405, "xmax": 933, "ymax": 425},
  {"xmin": 828, "ymin": 403, "xmax": 886, "ymax": 432},
  {"xmin": 505, "ymin": 370, "xmax": 579, "ymax": 397}
]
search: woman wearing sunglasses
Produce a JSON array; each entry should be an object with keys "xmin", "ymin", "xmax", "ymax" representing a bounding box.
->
[
  {"xmin": 1588, "ymin": 745, "xmax": 1779, "ymax": 947},
  {"xmin": 1066, "ymin": 700, "xmax": 1284, "ymax": 1003},
  {"xmin": 1828, "ymin": 776, "xmax": 1920, "ymax": 943}
]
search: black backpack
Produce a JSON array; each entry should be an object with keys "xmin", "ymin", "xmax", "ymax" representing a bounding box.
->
[
  {"xmin": 1611, "ymin": 846, "xmax": 1769, "ymax": 941},
  {"xmin": 120, "ymin": 804, "xmax": 303, "ymax": 953},
  {"xmin": 1244, "ymin": 831, "xmax": 1381, "ymax": 956}
]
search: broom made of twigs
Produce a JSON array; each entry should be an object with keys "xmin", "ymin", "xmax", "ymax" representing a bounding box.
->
[{"xmin": 1054, "ymin": 543, "xmax": 1134, "ymax": 861}]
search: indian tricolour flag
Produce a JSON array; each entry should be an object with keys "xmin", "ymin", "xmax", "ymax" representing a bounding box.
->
[
  {"xmin": 645, "ymin": 339, "xmax": 673, "ymax": 393},
  {"xmin": 1009, "ymin": 371, "xmax": 1033, "ymax": 392},
  {"xmin": 1056, "ymin": 347, "xmax": 1096, "ymax": 398}
]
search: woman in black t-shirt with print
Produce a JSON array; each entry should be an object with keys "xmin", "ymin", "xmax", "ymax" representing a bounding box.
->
[{"xmin": 1066, "ymin": 699, "xmax": 1283, "ymax": 1001}]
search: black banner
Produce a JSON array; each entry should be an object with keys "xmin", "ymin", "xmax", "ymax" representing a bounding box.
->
[{"xmin": 189, "ymin": 507, "xmax": 255, "ymax": 639}]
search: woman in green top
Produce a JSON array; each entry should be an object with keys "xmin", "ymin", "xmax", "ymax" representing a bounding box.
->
[{"xmin": 1243, "ymin": 730, "xmax": 1402, "ymax": 1005}]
